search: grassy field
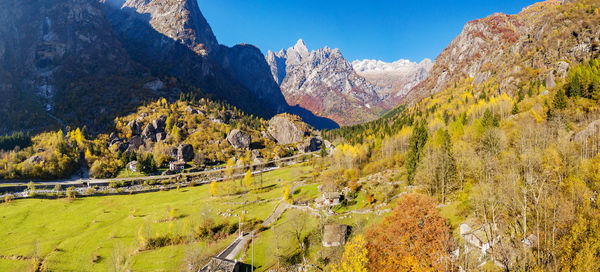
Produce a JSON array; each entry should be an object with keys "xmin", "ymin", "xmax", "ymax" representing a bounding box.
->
[{"xmin": 0, "ymin": 164, "xmax": 313, "ymax": 271}]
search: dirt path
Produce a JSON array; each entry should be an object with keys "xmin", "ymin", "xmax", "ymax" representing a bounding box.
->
[{"xmin": 262, "ymin": 179, "xmax": 306, "ymax": 227}]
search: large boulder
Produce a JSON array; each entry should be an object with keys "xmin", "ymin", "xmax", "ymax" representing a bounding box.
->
[
  {"xmin": 111, "ymin": 141, "xmax": 128, "ymax": 153},
  {"xmin": 168, "ymin": 147, "xmax": 178, "ymax": 159},
  {"xmin": 141, "ymin": 124, "xmax": 156, "ymax": 141},
  {"xmin": 127, "ymin": 119, "xmax": 143, "ymax": 136},
  {"xmin": 226, "ymin": 129, "xmax": 251, "ymax": 149},
  {"xmin": 297, "ymin": 137, "xmax": 323, "ymax": 153},
  {"xmin": 152, "ymin": 116, "xmax": 167, "ymax": 132},
  {"xmin": 156, "ymin": 132, "xmax": 167, "ymax": 142},
  {"xmin": 129, "ymin": 136, "xmax": 144, "ymax": 150},
  {"xmin": 268, "ymin": 115, "xmax": 308, "ymax": 145},
  {"xmin": 26, "ymin": 155, "xmax": 44, "ymax": 165},
  {"xmin": 546, "ymin": 72, "xmax": 556, "ymax": 89},
  {"xmin": 177, "ymin": 144, "xmax": 194, "ymax": 162},
  {"xmin": 251, "ymin": 150, "xmax": 264, "ymax": 163}
]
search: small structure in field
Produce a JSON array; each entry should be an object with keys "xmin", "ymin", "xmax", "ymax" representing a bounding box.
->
[
  {"xmin": 169, "ymin": 160, "xmax": 187, "ymax": 172},
  {"xmin": 315, "ymin": 192, "xmax": 341, "ymax": 207},
  {"xmin": 322, "ymin": 224, "xmax": 348, "ymax": 247},
  {"xmin": 127, "ymin": 161, "xmax": 138, "ymax": 172}
]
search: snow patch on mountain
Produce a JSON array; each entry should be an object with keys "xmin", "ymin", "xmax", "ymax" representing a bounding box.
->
[{"xmin": 352, "ymin": 58, "xmax": 433, "ymax": 102}]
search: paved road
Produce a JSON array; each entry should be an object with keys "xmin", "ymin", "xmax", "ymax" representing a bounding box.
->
[
  {"xmin": 0, "ymin": 152, "xmax": 317, "ymax": 187},
  {"xmin": 217, "ymin": 234, "xmax": 251, "ymax": 260}
]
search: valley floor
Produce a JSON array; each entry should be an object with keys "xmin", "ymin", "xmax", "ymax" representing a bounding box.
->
[
  {"xmin": 0, "ymin": 164, "xmax": 309, "ymax": 271},
  {"xmin": 0, "ymin": 163, "xmax": 389, "ymax": 271}
]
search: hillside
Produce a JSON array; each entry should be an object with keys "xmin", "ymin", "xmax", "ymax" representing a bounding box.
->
[
  {"xmin": 401, "ymin": 0, "xmax": 600, "ymax": 105},
  {"xmin": 319, "ymin": 0, "xmax": 600, "ymax": 270},
  {"xmin": 0, "ymin": 96, "xmax": 326, "ymax": 180}
]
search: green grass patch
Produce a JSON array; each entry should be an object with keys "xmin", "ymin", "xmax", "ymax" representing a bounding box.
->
[{"xmin": 0, "ymin": 164, "xmax": 310, "ymax": 271}]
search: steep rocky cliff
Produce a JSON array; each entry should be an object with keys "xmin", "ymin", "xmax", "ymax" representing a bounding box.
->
[
  {"xmin": 0, "ymin": 0, "xmax": 339, "ymax": 133},
  {"xmin": 0, "ymin": 0, "xmax": 148, "ymax": 132},
  {"xmin": 402, "ymin": 0, "xmax": 600, "ymax": 105}
]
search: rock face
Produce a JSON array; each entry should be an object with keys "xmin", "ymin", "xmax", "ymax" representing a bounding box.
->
[
  {"xmin": 0, "ymin": 0, "xmax": 143, "ymax": 133},
  {"xmin": 401, "ymin": 0, "xmax": 600, "ymax": 105},
  {"xmin": 0, "ymin": 0, "xmax": 338, "ymax": 133},
  {"xmin": 266, "ymin": 39, "xmax": 383, "ymax": 126},
  {"xmin": 177, "ymin": 144, "xmax": 194, "ymax": 162},
  {"xmin": 226, "ymin": 129, "xmax": 251, "ymax": 149},
  {"xmin": 267, "ymin": 115, "xmax": 308, "ymax": 145},
  {"xmin": 352, "ymin": 59, "xmax": 433, "ymax": 106}
]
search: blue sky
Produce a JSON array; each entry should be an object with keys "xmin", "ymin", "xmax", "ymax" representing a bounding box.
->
[{"xmin": 198, "ymin": 0, "xmax": 540, "ymax": 62}]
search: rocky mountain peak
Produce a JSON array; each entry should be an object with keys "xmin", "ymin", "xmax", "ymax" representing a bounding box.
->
[
  {"xmin": 266, "ymin": 40, "xmax": 384, "ymax": 126},
  {"xmin": 291, "ymin": 38, "xmax": 309, "ymax": 55},
  {"xmin": 119, "ymin": 0, "xmax": 219, "ymax": 56}
]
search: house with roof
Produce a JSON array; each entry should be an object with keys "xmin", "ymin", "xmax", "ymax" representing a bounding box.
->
[
  {"xmin": 169, "ymin": 160, "xmax": 187, "ymax": 172},
  {"xmin": 315, "ymin": 192, "xmax": 342, "ymax": 207}
]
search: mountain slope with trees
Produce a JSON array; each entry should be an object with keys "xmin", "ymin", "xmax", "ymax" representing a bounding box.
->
[{"xmin": 321, "ymin": 0, "xmax": 600, "ymax": 270}]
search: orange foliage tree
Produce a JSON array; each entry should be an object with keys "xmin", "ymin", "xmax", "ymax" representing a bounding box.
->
[{"xmin": 365, "ymin": 193, "xmax": 454, "ymax": 272}]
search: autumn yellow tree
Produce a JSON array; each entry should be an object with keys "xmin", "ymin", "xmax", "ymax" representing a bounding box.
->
[
  {"xmin": 283, "ymin": 186, "xmax": 292, "ymax": 203},
  {"xmin": 209, "ymin": 181, "xmax": 219, "ymax": 197},
  {"xmin": 331, "ymin": 235, "xmax": 368, "ymax": 272},
  {"xmin": 244, "ymin": 170, "xmax": 253, "ymax": 188}
]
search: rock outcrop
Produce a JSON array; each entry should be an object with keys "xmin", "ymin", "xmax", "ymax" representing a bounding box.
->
[
  {"xmin": 297, "ymin": 137, "xmax": 323, "ymax": 153},
  {"xmin": 226, "ymin": 129, "xmax": 251, "ymax": 149},
  {"xmin": 267, "ymin": 115, "xmax": 309, "ymax": 145},
  {"xmin": 177, "ymin": 144, "xmax": 194, "ymax": 162}
]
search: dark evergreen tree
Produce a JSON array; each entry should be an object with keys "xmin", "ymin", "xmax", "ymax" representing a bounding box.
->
[
  {"xmin": 406, "ymin": 120, "xmax": 429, "ymax": 185},
  {"xmin": 511, "ymin": 102, "xmax": 520, "ymax": 115},
  {"xmin": 553, "ymin": 89, "xmax": 568, "ymax": 110}
]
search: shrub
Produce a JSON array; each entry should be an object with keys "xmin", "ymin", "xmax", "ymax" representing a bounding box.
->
[
  {"xmin": 85, "ymin": 187, "xmax": 96, "ymax": 195},
  {"xmin": 66, "ymin": 187, "xmax": 77, "ymax": 199}
]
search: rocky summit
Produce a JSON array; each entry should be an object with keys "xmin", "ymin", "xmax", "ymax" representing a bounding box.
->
[
  {"xmin": 267, "ymin": 39, "xmax": 384, "ymax": 126},
  {"xmin": 352, "ymin": 58, "xmax": 433, "ymax": 106},
  {"xmin": 267, "ymin": 39, "xmax": 431, "ymax": 126}
]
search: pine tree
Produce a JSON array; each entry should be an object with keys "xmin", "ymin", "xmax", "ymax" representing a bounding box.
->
[
  {"xmin": 436, "ymin": 130, "xmax": 457, "ymax": 204},
  {"xmin": 511, "ymin": 102, "xmax": 520, "ymax": 115},
  {"xmin": 553, "ymin": 89, "xmax": 568, "ymax": 110},
  {"xmin": 569, "ymin": 74, "xmax": 583, "ymax": 97},
  {"xmin": 406, "ymin": 120, "xmax": 428, "ymax": 185}
]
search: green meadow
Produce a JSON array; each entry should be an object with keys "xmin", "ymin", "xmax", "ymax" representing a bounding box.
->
[{"xmin": 0, "ymin": 164, "xmax": 313, "ymax": 271}]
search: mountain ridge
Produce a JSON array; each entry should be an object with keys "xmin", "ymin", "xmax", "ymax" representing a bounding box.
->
[
  {"xmin": 0, "ymin": 0, "xmax": 339, "ymax": 134},
  {"xmin": 400, "ymin": 0, "xmax": 600, "ymax": 105}
]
